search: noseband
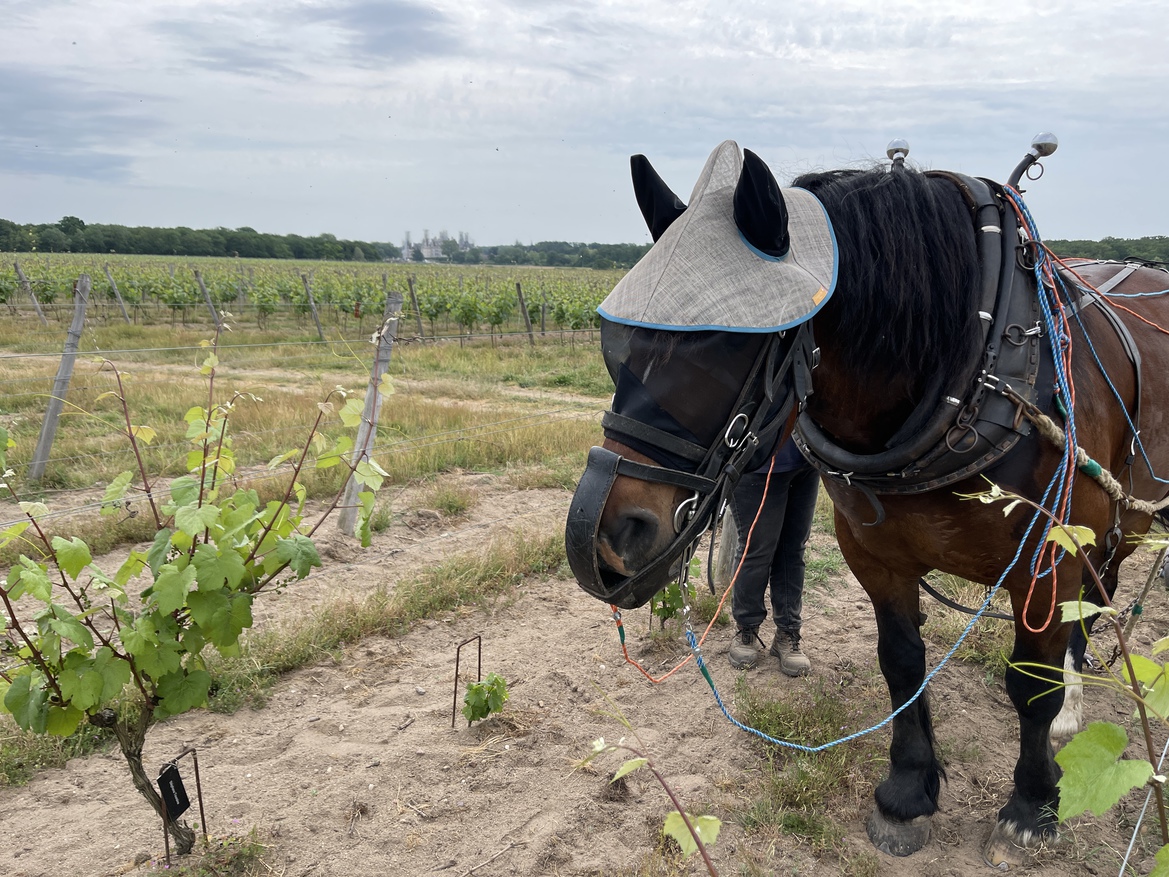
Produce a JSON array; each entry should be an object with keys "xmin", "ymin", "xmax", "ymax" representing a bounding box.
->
[{"xmin": 565, "ymin": 321, "xmax": 818, "ymax": 607}]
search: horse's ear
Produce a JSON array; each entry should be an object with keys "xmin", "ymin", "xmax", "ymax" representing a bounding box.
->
[
  {"xmin": 734, "ymin": 149, "xmax": 790, "ymax": 258},
  {"xmin": 631, "ymin": 155, "xmax": 687, "ymax": 242}
]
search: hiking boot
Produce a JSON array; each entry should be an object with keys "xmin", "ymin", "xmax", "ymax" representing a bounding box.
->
[
  {"xmin": 770, "ymin": 630, "xmax": 811, "ymax": 677},
  {"xmin": 728, "ymin": 627, "xmax": 762, "ymax": 669}
]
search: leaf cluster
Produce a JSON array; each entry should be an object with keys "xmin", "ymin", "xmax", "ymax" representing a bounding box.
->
[
  {"xmin": 461, "ymin": 671, "xmax": 509, "ymax": 724},
  {"xmin": 0, "ymin": 349, "xmax": 381, "ymax": 738}
]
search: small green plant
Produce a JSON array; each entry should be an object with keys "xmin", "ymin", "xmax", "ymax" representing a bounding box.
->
[
  {"xmin": 651, "ymin": 557, "xmax": 701, "ymax": 626},
  {"xmin": 581, "ymin": 690, "xmax": 722, "ymax": 876},
  {"xmin": 462, "ymin": 672, "xmax": 509, "ymax": 724},
  {"xmin": 0, "ymin": 337, "xmax": 386, "ymax": 853}
]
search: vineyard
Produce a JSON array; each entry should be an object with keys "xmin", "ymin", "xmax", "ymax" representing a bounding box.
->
[{"xmin": 0, "ymin": 253, "xmax": 620, "ymax": 340}]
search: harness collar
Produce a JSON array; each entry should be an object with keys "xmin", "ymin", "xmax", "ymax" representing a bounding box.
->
[{"xmin": 794, "ymin": 173, "xmax": 1050, "ymax": 502}]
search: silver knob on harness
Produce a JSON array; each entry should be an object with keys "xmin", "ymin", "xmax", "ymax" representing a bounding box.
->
[
  {"xmin": 1008, "ymin": 132, "xmax": 1059, "ymax": 188},
  {"xmin": 886, "ymin": 139, "xmax": 910, "ymax": 170}
]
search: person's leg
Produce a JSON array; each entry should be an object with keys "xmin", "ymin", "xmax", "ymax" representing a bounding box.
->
[
  {"xmin": 728, "ymin": 472, "xmax": 785, "ymax": 668},
  {"xmin": 768, "ymin": 466, "xmax": 820, "ymax": 675}
]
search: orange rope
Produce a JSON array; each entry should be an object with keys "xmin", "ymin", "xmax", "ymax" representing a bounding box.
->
[
  {"xmin": 1050, "ymin": 253, "xmax": 1169, "ymax": 337},
  {"xmin": 609, "ymin": 453, "xmax": 779, "ymax": 683},
  {"xmin": 1006, "ymin": 199, "xmax": 1080, "ymax": 633}
]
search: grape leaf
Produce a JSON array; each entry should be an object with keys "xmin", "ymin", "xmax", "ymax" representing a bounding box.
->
[
  {"xmin": 1150, "ymin": 844, "xmax": 1169, "ymax": 877},
  {"xmin": 663, "ymin": 812, "xmax": 721, "ymax": 859},
  {"xmin": 45, "ymin": 704, "xmax": 84, "ymax": 737},
  {"xmin": 150, "ymin": 563, "xmax": 196, "ymax": 614},
  {"xmin": 274, "ymin": 535, "xmax": 321, "ymax": 579},
  {"xmin": 3, "ymin": 674, "xmax": 48, "ymax": 733},
  {"xmin": 154, "ymin": 669, "xmax": 212, "ymax": 718},
  {"xmin": 52, "ymin": 536, "xmax": 92, "ymax": 581},
  {"xmin": 1055, "ymin": 721, "xmax": 1153, "ymax": 821},
  {"xmin": 175, "ymin": 504, "xmax": 220, "ymax": 537},
  {"xmin": 612, "ymin": 758, "xmax": 647, "ymax": 782},
  {"xmin": 192, "ymin": 543, "xmax": 246, "ymax": 591}
]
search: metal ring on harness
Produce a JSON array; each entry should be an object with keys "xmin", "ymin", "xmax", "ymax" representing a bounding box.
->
[
  {"xmin": 724, "ymin": 413, "xmax": 749, "ymax": 448},
  {"xmin": 673, "ymin": 492, "xmax": 699, "ymax": 533},
  {"xmin": 945, "ymin": 421, "xmax": 979, "ymax": 453}
]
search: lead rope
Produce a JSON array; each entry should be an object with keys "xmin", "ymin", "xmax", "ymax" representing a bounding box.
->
[{"xmin": 608, "ymin": 452, "xmax": 779, "ymax": 684}]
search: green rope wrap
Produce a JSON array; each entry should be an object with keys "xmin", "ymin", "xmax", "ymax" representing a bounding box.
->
[{"xmin": 1025, "ymin": 395, "xmax": 1168, "ymax": 515}]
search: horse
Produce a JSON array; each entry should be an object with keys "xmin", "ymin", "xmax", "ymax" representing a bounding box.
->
[{"xmin": 564, "ymin": 139, "xmax": 1169, "ymax": 866}]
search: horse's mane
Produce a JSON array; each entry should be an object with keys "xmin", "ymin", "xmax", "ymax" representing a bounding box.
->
[{"xmin": 792, "ymin": 167, "xmax": 982, "ymax": 386}]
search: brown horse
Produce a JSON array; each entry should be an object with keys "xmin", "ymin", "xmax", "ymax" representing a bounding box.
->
[{"xmin": 564, "ymin": 141, "xmax": 1169, "ymax": 865}]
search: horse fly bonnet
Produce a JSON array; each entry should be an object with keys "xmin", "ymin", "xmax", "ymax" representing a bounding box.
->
[{"xmin": 566, "ymin": 141, "xmax": 839, "ymax": 607}]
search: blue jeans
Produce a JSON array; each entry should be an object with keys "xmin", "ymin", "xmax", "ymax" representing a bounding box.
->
[{"xmin": 728, "ymin": 464, "xmax": 820, "ymax": 637}]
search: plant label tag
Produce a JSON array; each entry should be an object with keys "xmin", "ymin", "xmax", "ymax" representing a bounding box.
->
[{"xmin": 157, "ymin": 763, "xmax": 191, "ymax": 818}]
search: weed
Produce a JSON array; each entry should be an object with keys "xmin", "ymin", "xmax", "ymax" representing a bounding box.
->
[
  {"xmin": 152, "ymin": 829, "xmax": 268, "ymax": 876},
  {"xmin": 734, "ymin": 675, "xmax": 885, "ymax": 861},
  {"xmin": 369, "ymin": 499, "xmax": 393, "ymax": 533},
  {"xmin": 424, "ymin": 480, "xmax": 477, "ymax": 517},
  {"xmin": 920, "ymin": 572, "xmax": 1012, "ymax": 680}
]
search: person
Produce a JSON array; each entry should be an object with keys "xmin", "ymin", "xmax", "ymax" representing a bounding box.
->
[{"xmin": 726, "ymin": 435, "xmax": 820, "ymax": 675}]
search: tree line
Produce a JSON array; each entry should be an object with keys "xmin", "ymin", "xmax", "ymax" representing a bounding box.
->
[
  {"xmin": 1045, "ymin": 236, "xmax": 1169, "ymax": 263},
  {"xmin": 0, "ymin": 216, "xmax": 653, "ymax": 269},
  {"xmin": 0, "ymin": 216, "xmax": 397, "ymax": 262}
]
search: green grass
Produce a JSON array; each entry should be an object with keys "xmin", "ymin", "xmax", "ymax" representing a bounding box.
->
[
  {"xmin": 148, "ymin": 830, "xmax": 269, "ymax": 876},
  {"xmin": 734, "ymin": 674, "xmax": 886, "ymax": 864},
  {"xmin": 206, "ymin": 531, "xmax": 564, "ymax": 712},
  {"xmin": 0, "ymin": 719, "xmax": 113, "ymax": 786},
  {"xmin": 920, "ymin": 572, "xmax": 1014, "ymax": 680},
  {"xmin": 421, "ymin": 479, "xmax": 479, "ymax": 517}
]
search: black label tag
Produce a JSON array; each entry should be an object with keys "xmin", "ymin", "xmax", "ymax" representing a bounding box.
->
[{"xmin": 157, "ymin": 763, "xmax": 191, "ymax": 818}]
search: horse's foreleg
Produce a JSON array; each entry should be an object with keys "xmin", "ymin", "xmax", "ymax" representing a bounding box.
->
[
  {"xmin": 866, "ymin": 595, "xmax": 945, "ymax": 856},
  {"xmin": 838, "ymin": 524, "xmax": 942, "ymax": 856},
  {"xmin": 985, "ymin": 618, "xmax": 1069, "ymax": 867},
  {"xmin": 1051, "ymin": 559, "xmax": 1121, "ymax": 742}
]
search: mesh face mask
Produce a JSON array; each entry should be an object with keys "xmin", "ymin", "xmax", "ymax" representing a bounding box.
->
[{"xmin": 600, "ymin": 319, "xmax": 777, "ymax": 471}]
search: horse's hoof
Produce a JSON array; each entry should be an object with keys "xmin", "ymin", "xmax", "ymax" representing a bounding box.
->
[
  {"xmin": 866, "ymin": 808, "xmax": 931, "ymax": 857},
  {"xmin": 982, "ymin": 821, "xmax": 1035, "ymax": 870}
]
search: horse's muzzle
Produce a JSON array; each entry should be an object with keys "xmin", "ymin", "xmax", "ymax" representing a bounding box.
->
[{"xmin": 565, "ymin": 446, "xmax": 705, "ymax": 609}]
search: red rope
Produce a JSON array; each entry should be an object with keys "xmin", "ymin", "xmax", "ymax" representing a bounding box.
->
[{"xmin": 609, "ymin": 454, "xmax": 778, "ymax": 683}]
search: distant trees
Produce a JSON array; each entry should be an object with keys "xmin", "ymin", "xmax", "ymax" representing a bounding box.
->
[
  {"xmin": 1046, "ymin": 236, "xmax": 1169, "ymax": 263},
  {"xmin": 0, "ymin": 216, "xmax": 402, "ymax": 262}
]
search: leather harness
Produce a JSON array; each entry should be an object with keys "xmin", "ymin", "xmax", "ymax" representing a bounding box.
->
[{"xmin": 794, "ymin": 173, "xmax": 1144, "ymax": 519}]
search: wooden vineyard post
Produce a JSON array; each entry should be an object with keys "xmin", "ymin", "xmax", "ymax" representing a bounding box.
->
[
  {"xmin": 14, "ymin": 260, "xmax": 49, "ymax": 327},
  {"xmin": 407, "ymin": 274, "xmax": 424, "ymax": 339},
  {"xmin": 193, "ymin": 270, "xmax": 221, "ymax": 330},
  {"xmin": 28, "ymin": 276, "xmax": 91, "ymax": 484},
  {"xmin": 300, "ymin": 273, "xmax": 327, "ymax": 342},
  {"xmin": 515, "ymin": 282, "xmax": 535, "ymax": 346},
  {"xmin": 102, "ymin": 263, "xmax": 132, "ymax": 324},
  {"xmin": 338, "ymin": 291, "xmax": 403, "ymax": 537}
]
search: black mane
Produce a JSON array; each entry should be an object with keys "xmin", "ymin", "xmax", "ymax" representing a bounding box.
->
[{"xmin": 792, "ymin": 168, "xmax": 982, "ymax": 387}]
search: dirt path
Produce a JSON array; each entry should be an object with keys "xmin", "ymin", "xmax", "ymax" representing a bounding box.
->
[{"xmin": 2, "ymin": 475, "xmax": 1167, "ymax": 876}]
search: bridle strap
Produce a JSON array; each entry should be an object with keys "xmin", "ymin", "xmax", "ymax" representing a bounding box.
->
[
  {"xmin": 614, "ymin": 457, "xmax": 718, "ymax": 494},
  {"xmin": 602, "ymin": 411, "xmax": 707, "ymax": 464}
]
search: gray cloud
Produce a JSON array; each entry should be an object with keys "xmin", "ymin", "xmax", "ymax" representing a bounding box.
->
[
  {"xmin": 151, "ymin": 21, "xmax": 307, "ymax": 80},
  {"xmin": 0, "ymin": 66, "xmax": 158, "ymax": 180},
  {"xmin": 300, "ymin": 0, "xmax": 463, "ymax": 66}
]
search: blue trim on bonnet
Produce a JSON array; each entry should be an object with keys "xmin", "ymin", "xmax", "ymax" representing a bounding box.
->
[
  {"xmin": 595, "ymin": 187, "xmax": 840, "ymax": 333},
  {"xmin": 737, "ymin": 230, "xmax": 790, "ymax": 262},
  {"xmin": 596, "ymin": 307, "xmax": 820, "ymax": 333}
]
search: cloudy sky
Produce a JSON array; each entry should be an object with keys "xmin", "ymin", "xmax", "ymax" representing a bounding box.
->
[{"xmin": 2, "ymin": 0, "xmax": 1167, "ymax": 246}]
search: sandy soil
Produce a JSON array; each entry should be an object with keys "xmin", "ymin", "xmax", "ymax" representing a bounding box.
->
[{"xmin": 2, "ymin": 473, "xmax": 1167, "ymax": 877}]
